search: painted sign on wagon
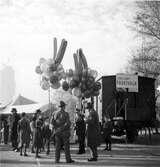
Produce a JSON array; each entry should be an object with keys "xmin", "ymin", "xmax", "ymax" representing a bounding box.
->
[{"xmin": 116, "ymin": 74, "xmax": 138, "ymax": 92}]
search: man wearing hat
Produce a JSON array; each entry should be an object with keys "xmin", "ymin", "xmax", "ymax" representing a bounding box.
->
[
  {"xmin": 51, "ymin": 101, "xmax": 74, "ymax": 163},
  {"xmin": 85, "ymin": 103, "xmax": 101, "ymax": 161},
  {"xmin": 10, "ymin": 108, "xmax": 20, "ymax": 151}
]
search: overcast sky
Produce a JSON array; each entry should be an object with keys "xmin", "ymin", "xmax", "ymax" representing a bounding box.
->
[{"xmin": 0, "ymin": 0, "xmax": 138, "ymax": 104}]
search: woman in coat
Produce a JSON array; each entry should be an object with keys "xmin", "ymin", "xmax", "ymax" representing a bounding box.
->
[
  {"xmin": 33, "ymin": 116, "xmax": 43, "ymax": 158},
  {"xmin": 86, "ymin": 103, "xmax": 101, "ymax": 161},
  {"xmin": 18, "ymin": 112, "xmax": 31, "ymax": 156}
]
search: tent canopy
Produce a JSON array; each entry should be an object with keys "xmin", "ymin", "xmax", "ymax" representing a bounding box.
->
[
  {"xmin": 12, "ymin": 94, "xmax": 37, "ymax": 106},
  {"xmin": 0, "ymin": 94, "xmax": 43, "ymax": 114}
]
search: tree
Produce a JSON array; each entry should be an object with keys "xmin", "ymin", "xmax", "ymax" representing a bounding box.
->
[
  {"xmin": 127, "ymin": 1, "xmax": 160, "ymax": 80},
  {"xmin": 134, "ymin": 1, "xmax": 160, "ymax": 41},
  {"xmin": 127, "ymin": 1, "xmax": 160, "ymax": 120},
  {"xmin": 128, "ymin": 42, "xmax": 160, "ymax": 78}
]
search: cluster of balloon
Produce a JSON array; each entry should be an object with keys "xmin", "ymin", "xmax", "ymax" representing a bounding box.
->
[
  {"xmin": 35, "ymin": 38, "xmax": 67, "ymax": 90},
  {"xmin": 64, "ymin": 49, "xmax": 101, "ymax": 98}
]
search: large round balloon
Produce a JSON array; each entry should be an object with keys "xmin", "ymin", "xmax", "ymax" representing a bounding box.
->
[
  {"xmin": 40, "ymin": 62, "xmax": 49, "ymax": 73},
  {"xmin": 44, "ymin": 70, "xmax": 54, "ymax": 78},
  {"xmin": 49, "ymin": 75, "xmax": 59, "ymax": 85},
  {"xmin": 72, "ymin": 87, "xmax": 82, "ymax": 97},
  {"xmin": 84, "ymin": 90, "xmax": 91, "ymax": 98},
  {"xmin": 39, "ymin": 57, "xmax": 46, "ymax": 66},
  {"xmin": 86, "ymin": 77, "xmax": 95, "ymax": 88},
  {"xmin": 62, "ymin": 81, "xmax": 69, "ymax": 91},
  {"xmin": 91, "ymin": 70, "xmax": 98, "ymax": 78},
  {"xmin": 49, "ymin": 63, "xmax": 57, "ymax": 72},
  {"xmin": 41, "ymin": 74, "xmax": 49, "ymax": 81},
  {"xmin": 61, "ymin": 72, "xmax": 67, "ymax": 80},
  {"xmin": 57, "ymin": 64, "xmax": 63, "ymax": 71},
  {"xmin": 69, "ymin": 79, "xmax": 79, "ymax": 89},
  {"xmin": 35, "ymin": 66, "xmax": 42, "ymax": 74},
  {"xmin": 41, "ymin": 80, "xmax": 50, "ymax": 90},
  {"xmin": 79, "ymin": 83, "xmax": 87, "ymax": 92},
  {"xmin": 51, "ymin": 81, "xmax": 61, "ymax": 89}
]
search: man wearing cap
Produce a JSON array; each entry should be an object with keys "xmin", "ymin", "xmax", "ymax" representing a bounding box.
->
[{"xmin": 51, "ymin": 101, "xmax": 74, "ymax": 163}]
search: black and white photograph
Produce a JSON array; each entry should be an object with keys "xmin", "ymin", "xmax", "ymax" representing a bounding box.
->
[{"xmin": 0, "ymin": 0, "xmax": 160, "ymax": 166}]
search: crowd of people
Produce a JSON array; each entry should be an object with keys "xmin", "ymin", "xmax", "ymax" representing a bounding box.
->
[{"xmin": 0, "ymin": 101, "xmax": 114, "ymax": 163}]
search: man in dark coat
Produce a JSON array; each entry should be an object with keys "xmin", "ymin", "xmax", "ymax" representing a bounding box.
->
[
  {"xmin": 74, "ymin": 108, "xmax": 86, "ymax": 154},
  {"xmin": 51, "ymin": 101, "xmax": 74, "ymax": 163},
  {"xmin": 10, "ymin": 108, "xmax": 20, "ymax": 151},
  {"xmin": 17, "ymin": 112, "xmax": 31, "ymax": 156},
  {"xmin": 86, "ymin": 103, "xmax": 101, "ymax": 161}
]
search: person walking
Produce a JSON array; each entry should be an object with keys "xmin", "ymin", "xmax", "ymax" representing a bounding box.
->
[
  {"xmin": 30, "ymin": 114, "xmax": 37, "ymax": 153},
  {"xmin": 2, "ymin": 118, "xmax": 9, "ymax": 144},
  {"xmin": 102, "ymin": 115, "xmax": 113, "ymax": 151},
  {"xmin": 33, "ymin": 116, "xmax": 43, "ymax": 158},
  {"xmin": 10, "ymin": 108, "xmax": 20, "ymax": 151},
  {"xmin": 86, "ymin": 103, "xmax": 101, "ymax": 161},
  {"xmin": 51, "ymin": 101, "xmax": 74, "ymax": 163},
  {"xmin": 41, "ymin": 119, "xmax": 52, "ymax": 155},
  {"xmin": 17, "ymin": 112, "xmax": 31, "ymax": 156},
  {"xmin": 74, "ymin": 108, "xmax": 86, "ymax": 154}
]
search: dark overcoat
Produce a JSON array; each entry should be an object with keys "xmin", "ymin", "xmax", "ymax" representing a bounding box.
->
[
  {"xmin": 102, "ymin": 120, "xmax": 113, "ymax": 141},
  {"xmin": 75, "ymin": 114, "xmax": 86, "ymax": 138},
  {"xmin": 86, "ymin": 109, "xmax": 101, "ymax": 147},
  {"xmin": 18, "ymin": 118, "xmax": 31, "ymax": 147},
  {"xmin": 42, "ymin": 124, "xmax": 52, "ymax": 139},
  {"xmin": 10, "ymin": 113, "xmax": 20, "ymax": 141},
  {"xmin": 33, "ymin": 119, "xmax": 43, "ymax": 148}
]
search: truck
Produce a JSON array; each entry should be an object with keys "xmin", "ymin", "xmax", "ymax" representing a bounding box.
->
[{"xmin": 96, "ymin": 74, "xmax": 156, "ymax": 142}]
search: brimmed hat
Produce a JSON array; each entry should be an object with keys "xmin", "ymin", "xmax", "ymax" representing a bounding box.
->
[
  {"xmin": 11, "ymin": 108, "xmax": 17, "ymax": 113},
  {"xmin": 36, "ymin": 109, "xmax": 41, "ymax": 114},
  {"xmin": 59, "ymin": 101, "xmax": 66, "ymax": 107}
]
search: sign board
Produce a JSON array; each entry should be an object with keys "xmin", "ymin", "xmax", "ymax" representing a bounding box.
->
[{"xmin": 116, "ymin": 74, "xmax": 138, "ymax": 92}]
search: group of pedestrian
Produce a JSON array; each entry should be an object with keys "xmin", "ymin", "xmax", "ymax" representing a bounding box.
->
[
  {"xmin": 8, "ymin": 108, "xmax": 51, "ymax": 158},
  {"xmin": 74, "ymin": 102, "xmax": 113, "ymax": 161},
  {"xmin": 1, "ymin": 100, "xmax": 114, "ymax": 164}
]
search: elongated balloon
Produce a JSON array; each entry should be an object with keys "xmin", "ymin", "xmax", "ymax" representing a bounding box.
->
[
  {"xmin": 79, "ymin": 49, "xmax": 88, "ymax": 69},
  {"xmin": 77, "ymin": 50, "xmax": 83, "ymax": 75},
  {"xmin": 53, "ymin": 37, "xmax": 57, "ymax": 61},
  {"xmin": 55, "ymin": 39, "xmax": 67, "ymax": 65},
  {"xmin": 73, "ymin": 53, "xmax": 79, "ymax": 76}
]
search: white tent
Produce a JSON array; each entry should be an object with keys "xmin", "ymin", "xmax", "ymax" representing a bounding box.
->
[{"xmin": 0, "ymin": 94, "xmax": 44, "ymax": 114}]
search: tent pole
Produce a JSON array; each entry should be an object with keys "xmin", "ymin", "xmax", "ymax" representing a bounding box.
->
[{"xmin": 48, "ymin": 86, "xmax": 51, "ymax": 120}]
